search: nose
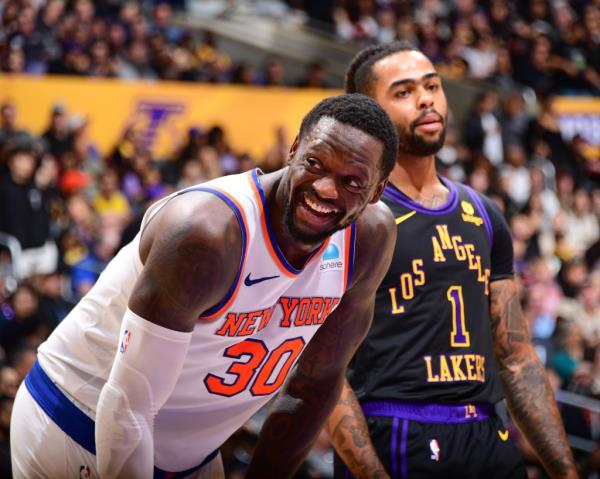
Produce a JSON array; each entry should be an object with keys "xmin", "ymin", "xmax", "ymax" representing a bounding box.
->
[
  {"xmin": 312, "ymin": 175, "xmax": 338, "ymax": 200},
  {"xmin": 418, "ymin": 86, "xmax": 434, "ymax": 109}
]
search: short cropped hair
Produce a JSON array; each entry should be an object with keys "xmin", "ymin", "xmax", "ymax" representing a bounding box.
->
[
  {"xmin": 345, "ymin": 41, "xmax": 420, "ymax": 95},
  {"xmin": 299, "ymin": 93, "xmax": 398, "ymax": 179}
]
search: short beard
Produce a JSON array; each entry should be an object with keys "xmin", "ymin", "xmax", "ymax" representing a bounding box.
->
[
  {"xmin": 403, "ymin": 125, "xmax": 446, "ymax": 157},
  {"xmin": 283, "ymin": 197, "xmax": 354, "ymax": 246}
]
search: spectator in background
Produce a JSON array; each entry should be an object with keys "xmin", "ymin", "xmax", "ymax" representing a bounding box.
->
[
  {"xmin": 564, "ymin": 188, "xmax": 600, "ymax": 258},
  {"xmin": 296, "ymin": 60, "xmax": 331, "ymax": 88},
  {"xmin": 0, "ymin": 145, "xmax": 57, "ymax": 278},
  {"xmin": 261, "ymin": 126, "xmax": 289, "ymax": 173},
  {"xmin": 463, "ymin": 91, "xmax": 504, "ymax": 166},
  {"xmin": 41, "ymin": 103, "xmax": 73, "ymax": 161},
  {"xmin": 0, "ymin": 101, "xmax": 31, "ymax": 159},
  {"xmin": 500, "ymin": 144, "xmax": 531, "ymax": 208}
]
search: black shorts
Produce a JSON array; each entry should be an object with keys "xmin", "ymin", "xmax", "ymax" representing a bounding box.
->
[{"xmin": 333, "ymin": 401, "xmax": 527, "ymax": 479}]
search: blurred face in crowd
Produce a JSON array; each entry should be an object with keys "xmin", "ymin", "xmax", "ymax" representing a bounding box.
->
[
  {"xmin": 8, "ymin": 151, "xmax": 36, "ymax": 183},
  {"xmin": 370, "ymin": 50, "xmax": 447, "ymax": 157}
]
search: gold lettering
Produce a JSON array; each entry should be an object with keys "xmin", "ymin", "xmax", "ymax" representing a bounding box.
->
[
  {"xmin": 424, "ymin": 356, "xmax": 439, "ymax": 382},
  {"xmin": 388, "ymin": 288, "xmax": 405, "ymax": 314},
  {"xmin": 464, "ymin": 354, "xmax": 477, "ymax": 380},
  {"xmin": 449, "ymin": 355, "xmax": 467, "ymax": 381},
  {"xmin": 435, "ymin": 225, "xmax": 453, "ymax": 249},
  {"xmin": 439, "ymin": 355, "xmax": 453, "ymax": 382},
  {"xmin": 412, "ymin": 259, "xmax": 425, "ymax": 286},
  {"xmin": 432, "ymin": 237, "xmax": 446, "ymax": 262},
  {"xmin": 400, "ymin": 273, "xmax": 414, "ymax": 300},
  {"xmin": 464, "ymin": 244, "xmax": 477, "ymax": 270},
  {"xmin": 452, "ymin": 235, "xmax": 466, "ymax": 260}
]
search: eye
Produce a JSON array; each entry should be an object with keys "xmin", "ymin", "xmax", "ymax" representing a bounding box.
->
[
  {"xmin": 305, "ymin": 157, "xmax": 322, "ymax": 170},
  {"xmin": 345, "ymin": 177, "xmax": 364, "ymax": 192},
  {"xmin": 426, "ymin": 83, "xmax": 439, "ymax": 92},
  {"xmin": 395, "ymin": 89, "xmax": 410, "ymax": 98}
]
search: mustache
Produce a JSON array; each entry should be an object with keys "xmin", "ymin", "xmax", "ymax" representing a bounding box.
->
[{"xmin": 410, "ymin": 109, "xmax": 444, "ymax": 129}]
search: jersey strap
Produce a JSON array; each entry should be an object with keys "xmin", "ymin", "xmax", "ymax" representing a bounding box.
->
[{"xmin": 362, "ymin": 400, "xmax": 495, "ymax": 424}]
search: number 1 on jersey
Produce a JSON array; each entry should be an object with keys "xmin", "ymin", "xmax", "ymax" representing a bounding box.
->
[{"xmin": 448, "ymin": 285, "xmax": 470, "ymax": 347}]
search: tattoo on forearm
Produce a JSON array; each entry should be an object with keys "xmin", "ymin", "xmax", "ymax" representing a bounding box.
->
[
  {"xmin": 328, "ymin": 386, "xmax": 388, "ymax": 479},
  {"xmin": 490, "ymin": 280, "xmax": 577, "ymax": 477}
]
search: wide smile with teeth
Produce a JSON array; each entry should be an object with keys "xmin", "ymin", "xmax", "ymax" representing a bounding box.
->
[{"xmin": 303, "ymin": 193, "xmax": 339, "ymax": 216}]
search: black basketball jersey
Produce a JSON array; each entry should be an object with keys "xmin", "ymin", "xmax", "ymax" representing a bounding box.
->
[{"xmin": 348, "ymin": 178, "xmax": 514, "ymax": 404}]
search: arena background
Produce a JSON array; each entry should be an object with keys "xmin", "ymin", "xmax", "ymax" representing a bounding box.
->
[{"xmin": 0, "ymin": 0, "xmax": 599, "ymax": 477}]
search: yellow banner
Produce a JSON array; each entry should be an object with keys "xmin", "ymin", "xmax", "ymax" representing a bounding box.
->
[
  {"xmin": 0, "ymin": 75, "xmax": 340, "ymax": 159},
  {"xmin": 553, "ymin": 97, "xmax": 600, "ymax": 160}
]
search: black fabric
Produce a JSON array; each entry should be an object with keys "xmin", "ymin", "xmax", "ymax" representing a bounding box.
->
[
  {"xmin": 348, "ymin": 179, "xmax": 514, "ymax": 405},
  {"xmin": 334, "ymin": 414, "xmax": 527, "ymax": 479}
]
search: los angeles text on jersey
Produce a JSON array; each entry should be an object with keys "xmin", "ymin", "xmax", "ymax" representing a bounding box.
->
[
  {"xmin": 388, "ymin": 224, "xmax": 490, "ymax": 314},
  {"xmin": 214, "ymin": 296, "xmax": 341, "ymax": 337}
]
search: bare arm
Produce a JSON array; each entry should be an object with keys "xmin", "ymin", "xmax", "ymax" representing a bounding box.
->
[
  {"xmin": 325, "ymin": 378, "xmax": 389, "ymax": 479},
  {"xmin": 490, "ymin": 278, "xmax": 579, "ymax": 479},
  {"xmin": 246, "ymin": 202, "xmax": 396, "ymax": 478}
]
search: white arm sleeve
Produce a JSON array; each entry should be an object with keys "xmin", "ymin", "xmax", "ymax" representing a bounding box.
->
[{"xmin": 95, "ymin": 308, "xmax": 193, "ymax": 479}]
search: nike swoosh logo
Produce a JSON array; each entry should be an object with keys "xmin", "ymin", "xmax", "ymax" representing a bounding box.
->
[
  {"xmin": 498, "ymin": 430, "xmax": 509, "ymax": 441},
  {"xmin": 395, "ymin": 211, "xmax": 416, "ymax": 224},
  {"xmin": 244, "ymin": 273, "xmax": 280, "ymax": 287}
]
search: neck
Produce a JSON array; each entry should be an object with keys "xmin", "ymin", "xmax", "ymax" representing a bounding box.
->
[
  {"xmin": 388, "ymin": 152, "xmax": 450, "ymax": 209},
  {"xmin": 390, "ymin": 153, "xmax": 444, "ymax": 193}
]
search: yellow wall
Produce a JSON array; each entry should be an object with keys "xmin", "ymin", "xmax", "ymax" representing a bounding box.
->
[{"xmin": 0, "ymin": 75, "xmax": 340, "ymax": 159}]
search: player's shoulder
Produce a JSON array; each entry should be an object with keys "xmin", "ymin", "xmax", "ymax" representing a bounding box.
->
[
  {"xmin": 140, "ymin": 189, "xmax": 242, "ymax": 262},
  {"xmin": 352, "ymin": 200, "xmax": 397, "ymax": 272},
  {"xmin": 355, "ymin": 200, "xmax": 396, "ymax": 240}
]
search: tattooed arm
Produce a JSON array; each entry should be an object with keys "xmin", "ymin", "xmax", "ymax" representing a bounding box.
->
[
  {"xmin": 246, "ymin": 202, "xmax": 396, "ymax": 479},
  {"xmin": 491, "ymin": 278, "xmax": 579, "ymax": 479},
  {"xmin": 325, "ymin": 378, "xmax": 389, "ymax": 479}
]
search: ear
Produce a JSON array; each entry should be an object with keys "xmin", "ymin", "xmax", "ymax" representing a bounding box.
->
[
  {"xmin": 287, "ymin": 135, "xmax": 300, "ymax": 165},
  {"xmin": 369, "ymin": 179, "xmax": 387, "ymax": 204}
]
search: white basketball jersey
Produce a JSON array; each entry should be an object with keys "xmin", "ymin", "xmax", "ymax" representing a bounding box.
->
[{"xmin": 38, "ymin": 169, "xmax": 356, "ymax": 471}]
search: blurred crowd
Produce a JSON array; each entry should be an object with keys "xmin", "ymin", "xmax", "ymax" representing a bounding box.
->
[
  {"xmin": 291, "ymin": 0, "xmax": 600, "ymax": 96},
  {"xmin": 0, "ymin": 0, "xmax": 332, "ymax": 87},
  {"xmin": 0, "ymin": 0, "xmax": 599, "ymax": 478},
  {"xmin": 2, "ymin": 0, "xmax": 600, "ymax": 94}
]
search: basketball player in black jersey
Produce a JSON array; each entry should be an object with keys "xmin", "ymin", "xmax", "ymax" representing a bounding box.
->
[{"xmin": 325, "ymin": 42, "xmax": 578, "ymax": 479}]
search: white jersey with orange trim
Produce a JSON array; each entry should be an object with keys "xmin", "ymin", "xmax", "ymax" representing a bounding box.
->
[{"xmin": 37, "ymin": 168, "xmax": 357, "ymax": 472}]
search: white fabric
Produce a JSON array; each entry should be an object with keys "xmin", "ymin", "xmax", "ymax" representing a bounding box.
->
[
  {"xmin": 11, "ymin": 382, "xmax": 225, "ymax": 479},
  {"xmin": 33, "ymin": 169, "xmax": 352, "ymax": 473},
  {"xmin": 96, "ymin": 309, "xmax": 192, "ymax": 478}
]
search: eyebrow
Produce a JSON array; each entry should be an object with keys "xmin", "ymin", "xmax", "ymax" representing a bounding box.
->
[{"xmin": 388, "ymin": 72, "xmax": 440, "ymax": 90}]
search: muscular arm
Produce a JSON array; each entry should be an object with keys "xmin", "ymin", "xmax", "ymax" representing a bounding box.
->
[
  {"xmin": 246, "ymin": 202, "xmax": 396, "ymax": 479},
  {"xmin": 490, "ymin": 278, "xmax": 579, "ymax": 479},
  {"xmin": 95, "ymin": 193, "xmax": 241, "ymax": 478},
  {"xmin": 325, "ymin": 378, "xmax": 389, "ymax": 479}
]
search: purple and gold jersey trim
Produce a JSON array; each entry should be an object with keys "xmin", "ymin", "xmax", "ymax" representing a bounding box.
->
[
  {"xmin": 362, "ymin": 400, "xmax": 494, "ymax": 424},
  {"xmin": 249, "ymin": 168, "xmax": 330, "ymax": 277},
  {"xmin": 382, "ymin": 177, "xmax": 459, "ymax": 215}
]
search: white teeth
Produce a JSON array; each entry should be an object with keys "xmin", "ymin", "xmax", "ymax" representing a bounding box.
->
[{"xmin": 304, "ymin": 193, "xmax": 337, "ymax": 214}]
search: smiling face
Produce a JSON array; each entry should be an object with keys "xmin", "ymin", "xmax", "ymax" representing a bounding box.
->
[
  {"xmin": 283, "ymin": 116, "xmax": 385, "ymax": 245},
  {"xmin": 370, "ymin": 50, "xmax": 448, "ymax": 157}
]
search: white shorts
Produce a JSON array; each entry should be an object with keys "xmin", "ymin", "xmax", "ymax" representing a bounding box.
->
[{"xmin": 11, "ymin": 382, "xmax": 225, "ymax": 479}]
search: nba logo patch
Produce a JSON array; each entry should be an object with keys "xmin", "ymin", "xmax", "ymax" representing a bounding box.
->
[
  {"xmin": 429, "ymin": 439, "xmax": 441, "ymax": 461},
  {"xmin": 120, "ymin": 329, "xmax": 132, "ymax": 353},
  {"xmin": 79, "ymin": 465, "xmax": 91, "ymax": 478}
]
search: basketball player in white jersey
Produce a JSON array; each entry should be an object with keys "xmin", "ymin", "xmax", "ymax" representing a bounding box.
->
[{"xmin": 10, "ymin": 94, "xmax": 399, "ymax": 479}]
